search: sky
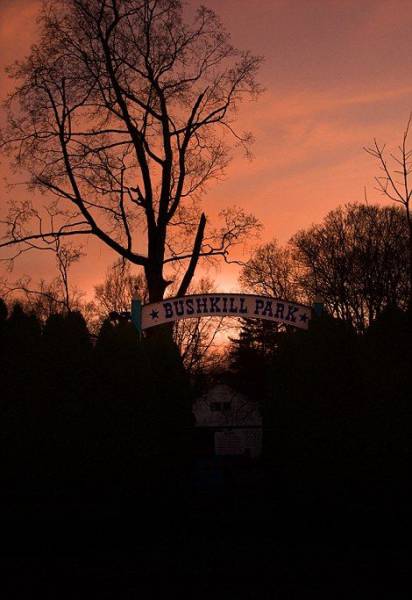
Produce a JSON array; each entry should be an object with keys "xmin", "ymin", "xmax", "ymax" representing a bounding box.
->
[{"xmin": 1, "ymin": 0, "xmax": 412, "ymax": 299}]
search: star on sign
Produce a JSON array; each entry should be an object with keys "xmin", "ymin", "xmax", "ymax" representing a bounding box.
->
[
  {"xmin": 150, "ymin": 309, "xmax": 159, "ymax": 320},
  {"xmin": 299, "ymin": 312, "xmax": 309, "ymax": 322}
]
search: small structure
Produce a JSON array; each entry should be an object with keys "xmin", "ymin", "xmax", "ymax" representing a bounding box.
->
[{"xmin": 192, "ymin": 383, "xmax": 262, "ymax": 458}]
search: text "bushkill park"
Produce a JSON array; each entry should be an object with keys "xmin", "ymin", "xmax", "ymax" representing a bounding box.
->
[{"xmin": 141, "ymin": 294, "xmax": 311, "ymax": 330}]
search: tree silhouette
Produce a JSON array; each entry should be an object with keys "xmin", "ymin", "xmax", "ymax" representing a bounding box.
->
[
  {"xmin": 292, "ymin": 204, "xmax": 409, "ymax": 331},
  {"xmin": 360, "ymin": 306, "xmax": 411, "ymax": 484},
  {"xmin": 365, "ymin": 116, "xmax": 412, "ymax": 308},
  {"xmin": 93, "ymin": 314, "xmax": 193, "ymax": 487},
  {"xmin": 90, "ymin": 262, "xmax": 224, "ymax": 373},
  {"xmin": 41, "ymin": 310, "xmax": 92, "ymax": 404},
  {"xmin": 2, "ymin": 303, "xmax": 41, "ymax": 407},
  {"xmin": 261, "ymin": 312, "xmax": 362, "ymax": 491},
  {"xmin": 229, "ymin": 317, "xmax": 280, "ymax": 402},
  {"xmin": 91, "ymin": 259, "xmax": 148, "ymax": 325},
  {"xmin": 240, "ymin": 239, "xmax": 301, "ymax": 302},
  {"xmin": 0, "ymin": 238, "xmax": 85, "ymax": 321},
  {"xmin": 0, "ymin": 297, "xmax": 7, "ymax": 322},
  {"xmin": 0, "ymin": 0, "xmax": 262, "ymax": 305},
  {"xmin": 0, "ymin": 303, "xmax": 42, "ymax": 495}
]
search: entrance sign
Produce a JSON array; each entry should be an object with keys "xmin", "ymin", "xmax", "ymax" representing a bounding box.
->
[{"xmin": 140, "ymin": 293, "xmax": 311, "ymax": 331}]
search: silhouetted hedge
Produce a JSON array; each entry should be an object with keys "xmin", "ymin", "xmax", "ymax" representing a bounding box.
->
[
  {"xmin": 0, "ymin": 303, "xmax": 193, "ymax": 503},
  {"xmin": 231, "ymin": 308, "xmax": 411, "ymax": 505}
]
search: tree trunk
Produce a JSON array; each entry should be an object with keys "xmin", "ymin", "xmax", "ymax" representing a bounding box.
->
[{"xmin": 144, "ymin": 262, "xmax": 175, "ymax": 343}]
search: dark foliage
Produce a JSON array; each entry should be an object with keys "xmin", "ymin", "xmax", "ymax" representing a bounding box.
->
[
  {"xmin": 0, "ymin": 302, "xmax": 193, "ymax": 504},
  {"xmin": 292, "ymin": 204, "xmax": 410, "ymax": 331},
  {"xmin": 360, "ymin": 306, "xmax": 411, "ymax": 484},
  {"xmin": 0, "ymin": 294, "xmax": 409, "ymax": 573},
  {"xmin": 228, "ymin": 317, "xmax": 282, "ymax": 402},
  {"xmin": 230, "ymin": 309, "xmax": 411, "ymax": 507}
]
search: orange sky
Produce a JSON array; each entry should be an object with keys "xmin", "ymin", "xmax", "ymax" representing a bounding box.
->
[{"xmin": 2, "ymin": 0, "xmax": 412, "ymax": 299}]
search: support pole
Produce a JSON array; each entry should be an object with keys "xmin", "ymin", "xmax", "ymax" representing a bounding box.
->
[
  {"xmin": 313, "ymin": 294, "xmax": 324, "ymax": 318},
  {"xmin": 131, "ymin": 288, "xmax": 142, "ymax": 340}
]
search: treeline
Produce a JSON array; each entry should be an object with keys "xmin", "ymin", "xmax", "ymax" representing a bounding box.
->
[
  {"xmin": 1, "ymin": 201, "xmax": 410, "ymax": 512},
  {"xmin": 0, "ymin": 300, "xmax": 193, "ymax": 503},
  {"xmin": 230, "ymin": 306, "xmax": 411, "ymax": 505},
  {"xmin": 241, "ymin": 203, "xmax": 411, "ymax": 332},
  {"xmin": 230, "ymin": 201, "xmax": 410, "ymax": 506}
]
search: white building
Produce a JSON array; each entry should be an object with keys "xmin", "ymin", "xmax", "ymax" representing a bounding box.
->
[{"xmin": 192, "ymin": 383, "xmax": 262, "ymax": 458}]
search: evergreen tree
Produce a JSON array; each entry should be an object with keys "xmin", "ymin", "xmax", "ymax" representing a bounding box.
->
[
  {"xmin": 0, "ymin": 303, "xmax": 42, "ymax": 494},
  {"xmin": 360, "ymin": 306, "xmax": 411, "ymax": 484},
  {"xmin": 229, "ymin": 317, "xmax": 287, "ymax": 401}
]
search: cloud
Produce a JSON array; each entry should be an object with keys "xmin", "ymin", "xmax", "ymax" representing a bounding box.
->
[{"xmin": 1, "ymin": 0, "xmax": 412, "ymax": 296}]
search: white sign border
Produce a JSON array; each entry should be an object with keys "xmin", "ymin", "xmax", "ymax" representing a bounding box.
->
[{"xmin": 141, "ymin": 293, "xmax": 312, "ymax": 331}]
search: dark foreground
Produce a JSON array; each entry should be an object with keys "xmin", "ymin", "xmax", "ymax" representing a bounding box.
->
[{"xmin": 1, "ymin": 459, "xmax": 409, "ymax": 598}]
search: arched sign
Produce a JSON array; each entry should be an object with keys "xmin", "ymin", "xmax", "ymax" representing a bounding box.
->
[{"xmin": 137, "ymin": 293, "xmax": 311, "ymax": 331}]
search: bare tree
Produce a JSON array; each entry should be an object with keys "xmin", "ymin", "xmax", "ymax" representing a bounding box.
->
[
  {"xmin": 0, "ymin": 237, "xmax": 84, "ymax": 319},
  {"xmin": 231, "ymin": 239, "xmax": 302, "ymax": 378},
  {"xmin": 88, "ymin": 261, "xmax": 224, "ymax": 372},
  {"xmin": 292, "ymin": 204, "xmax": 410, "ymax": 331},
  {"xmin": 364, "ymin": 115, "xmax": 412, "ymax": 308},
  {"xmin": 88, "ymin": 258, "xmax": 147, "ymax": 325},
  {"xmin": 239, "ymin": 239, "xmax": 302, "ymax": 302},
  {"xmin": 172, "ymin": 277, "xmax": 227, "ymax": 374},
  {"xmin": 0, "ymin": 0, "xmax": 262, "ymax": 312}
]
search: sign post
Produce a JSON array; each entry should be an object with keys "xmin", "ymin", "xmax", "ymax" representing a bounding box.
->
[
  {"xmin": 313, "ymin": 295, "xmax": 324, "ymax": 318},
  {"xmin": 131, "ymin": 289, "xmax": 142, "ymax": 339}
]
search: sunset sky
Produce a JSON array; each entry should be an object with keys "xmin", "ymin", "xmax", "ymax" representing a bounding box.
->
[{"xmin": 2, "ymin": 0, "xmax": 412, "ymax": 298}]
